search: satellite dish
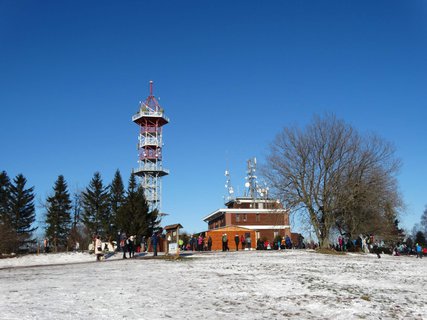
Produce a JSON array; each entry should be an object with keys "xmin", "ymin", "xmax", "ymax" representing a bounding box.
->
[{"xmin": 245, "ymin": 182, "xmax": 250, "ymax": 188}]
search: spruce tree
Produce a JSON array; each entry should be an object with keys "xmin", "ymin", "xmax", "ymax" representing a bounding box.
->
[
  {"xmin": 0, "ymin": 171, "xmax": 17, "ymax": 253},
  {"xmin": 421, "ymin": 205, "xmax": 427, "ymax": 237},
  {"xmin": 110, "ymin": 169, "xmax": 125, "ymax": 236},
  {"xmin": 81, "ymin": 172, "xmax": 110, "ymax": 238},
  {"xmin": 45, "ymin": 175, "xmax": 72, "ymax": 251},
  {"xmin": 9, "ymin": 174, "xmax": 37, "ymax": 251},
  {"xmin": 117, "ymin": 173, "xmax": 149, "ymax": 237},
  {"xmin": 147, "ymin": 208, "xmax": 162, "ymax": 236},
  {"xmin": 415, "ymin": 230, "xmax": 426, "ymax": 246},
  {"xmin": 0, "ymin": 171, "xmax": 11, "ymax": 225}
]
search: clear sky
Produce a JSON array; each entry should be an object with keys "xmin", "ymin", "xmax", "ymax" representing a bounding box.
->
[{"xmin": 1, "ymin": 1, "xmax": 426, "ymax": 236}]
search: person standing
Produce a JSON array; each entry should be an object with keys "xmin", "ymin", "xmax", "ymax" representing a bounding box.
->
[
  {"xmin": 151, "ymin": 232, "xmax": 158, "ymax": 256},
  {"xmin": 128, "ymin": 235, "xmax": 135, "ymax": 258},
  {"xmin": 246, "ymin": 235, "xmax": 251, "ymax": 250},
  {"xmin": 234, "ymin": 234, "xmax": 240, "ymax": 251},
  {"xmin": 95, "ymin": 235, "xmax": 103, "ymax": 261},
  {"xmin": 197, "ymin": 234, "xmax": 203, "ymax": 251},
  {"xmin": 116, "ymin": 232, "xmax": 121, "ymax": 253},
  {"xmin": 43, "ymin": 238, "xmax": 50, "ymax": 253},
  {"xmin": 207, "ymin": 236, "xmax": 212, "ymax": 251},
  {"xmin": 240, "ymin": 235, "xmax": 245, "ymax": 250},
  {"xmin": 338, "ymin": 236, "xmax": 343, "ymax": 251},
  {"xmin": 222, "ymin": 234, "xmax": 227, "ymax": 252},
  {"xmin": 120, "ymin": 233, "xmax": 127, "ymax": 259},
  {"xmin": 141, "ymin": 236, "xmax": 147, "ymax": 252},
  {"xmin": 373, "ymin": 241, "xmax": 381, "ymax": 259},
  {"xmin": 416, "ymin": 243, "xmax": 422, "ymax": 259}
]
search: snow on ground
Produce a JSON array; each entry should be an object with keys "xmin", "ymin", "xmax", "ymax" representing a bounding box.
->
[{"xmin": 0, "ymin": 250, "xmax": 426, "ymax": 320}]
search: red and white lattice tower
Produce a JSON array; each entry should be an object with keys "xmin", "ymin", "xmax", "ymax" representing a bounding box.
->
[{"xmin": 132, "ymin": 81, "xmax": 169, "ymax": 212}]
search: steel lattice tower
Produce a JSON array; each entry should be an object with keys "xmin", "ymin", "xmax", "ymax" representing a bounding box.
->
[{"xmin": 132, "ymin": 81, "xmax": 169, "ymax": 212}]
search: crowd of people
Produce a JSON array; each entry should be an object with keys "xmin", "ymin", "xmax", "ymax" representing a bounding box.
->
[{"xmin": 39, "ymin": 230, "xmax": 426, "ymax": 261}]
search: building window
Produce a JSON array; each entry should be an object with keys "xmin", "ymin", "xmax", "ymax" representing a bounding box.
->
[
  {"xmin": 236, "ymin": 214, "xmax": 240, "ymax": 222},
  {"xmin": 256, "ymin": 214, "xmax": 260, "ymax": 222},
  {"xmin": 274, "ymin": 231, "xmax": 279, "ymax": 239},
  {"xmin": 243, "ymin": 214, "xmax": 247, "ymax": 222}
]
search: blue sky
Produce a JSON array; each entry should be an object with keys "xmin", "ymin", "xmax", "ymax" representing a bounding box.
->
[{"xmin": 1, "ymin": 1, "xmax": 426, "ymax": 235}]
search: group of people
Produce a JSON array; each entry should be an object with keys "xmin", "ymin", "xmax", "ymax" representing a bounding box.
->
[
  {"xmin": 335, "ymin": 234, "xmax": 382, "ymax": 254},
  {"xmin": 256, "ymin": 235, "xmax": 293, "ymax": 250},
  {"xmin": 117, "ymin": 233, "xmax": 136, "ymax": 259},
  {"xmin": 222, "ymin": 233, "xmax": 252, "ymax": 251},
  {"xmin": 116, "ymin": 232, "xmax": 161, "ymax": 259},
  {"xmin": 186, "ymin": 234, "xmax": 213, "ymax": 251},
  {"xmin": 91, "ymin": 232, "xmax": 162, "ymax": 261}
]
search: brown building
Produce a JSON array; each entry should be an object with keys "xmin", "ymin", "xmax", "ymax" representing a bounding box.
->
[{"xmin": 203, "ymin": 197, "xmax": 291, "ymax": 250}]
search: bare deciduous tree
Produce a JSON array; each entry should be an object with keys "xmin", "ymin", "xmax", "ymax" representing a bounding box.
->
[{"xmin": 264, "ymin": 114, "xmax": 402, "ymax": 248}]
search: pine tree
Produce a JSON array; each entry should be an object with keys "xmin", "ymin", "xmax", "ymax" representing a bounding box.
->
[
  {"xmin": 81, "ymin": 172, "xmax": 110, "ymax": 237},
  {"xmin": 0, "ymin": 171, "xmax": 11, "ymax": 225},
  {"xmin": 110, "ymin": 169, "xmax": 125, "ymax": 236},
  {"xmin": 117, "ymin": 173, "xmax": 149, "ymax": 237},
  {"xmin": 45, "ymin": 175, "xmax": 72, "ymax": 252},
  {"xmin": 147, "ymin": 208, "xmax": 162, "ymax": 236},
  {"xmin": 9, "ymin": 174, "xmax": 37, "ymax": 251},
  {"xmin": 421, "ymin": 205, "xmax": 427, "ymax": 236},
  {"xmin": 415, "ymin": 231, "xmax": 426, "ymax": 246},
  {"xmin": 0, "ymin": 171, "xmax": 17, "ymax": 253}
]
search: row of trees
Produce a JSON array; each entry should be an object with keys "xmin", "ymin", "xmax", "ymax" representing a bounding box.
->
[
  {"xmin": 264, "ymin": 114, "xmax": 404, "ymax": 248},
  {"xmin": 0, "ymin": 169, "xmax": 161, "ymax": 253}
]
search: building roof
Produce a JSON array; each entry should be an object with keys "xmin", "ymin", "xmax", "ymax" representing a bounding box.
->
[
  {"xmin": 224, "ymin": 197, "xmax": 280, "ymax": 207},
  {"xmin": 164, "ymin": 224, "xmax": 183, "ymax": 230}
]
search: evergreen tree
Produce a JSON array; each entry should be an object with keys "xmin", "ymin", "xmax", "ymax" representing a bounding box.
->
[
  {"xmin": 0, "ymin": 171, "xmax": 18, "ymax": 253},
  {"xmin": 0, "ymin": 171, "xmax": 11, "ymax": 225},
  {"xmin": 81, "ymin": 172, "xmax": 110, "ymax": 237},
  {"xmin": 9, "ymin": 174, "xmax": 37, "ymax": 251},
  {"xmin": 147, "ymin": 208, "xmax": 162, "ymax": 236},
  {"xmin": 421, "ymin": 205, "xmax": 427, "ymax": 236},
  {"xmin": 45, "ymin": 175, "xmax": 72, "ymax": 251},
  {"xmin": 117, "ymin": 173, "xmax": 149, "ymax": 236},
  {"xmin": 69, "ymin": 191, "xmax": 83, "ymax": 248},
  {"xmin": 415, "ymin": 231, "xmax": 426, "ymax": 246},
  {"xmin": 110, "ymin": 169, "xmax": 125, "ymax": 236}
]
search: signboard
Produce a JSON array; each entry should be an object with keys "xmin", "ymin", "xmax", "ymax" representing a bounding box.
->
[{"xmin": 168, "ymin": 242, "xmax": 178, "ymax": 254}]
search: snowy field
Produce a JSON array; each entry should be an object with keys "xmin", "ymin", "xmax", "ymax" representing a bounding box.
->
[{"xmin": 0, "ymin": 250, "xmax": 426, "ymax": 320}]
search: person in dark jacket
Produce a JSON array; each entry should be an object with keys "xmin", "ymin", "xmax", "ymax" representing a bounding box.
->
[
  {"xmin": 234, "ymin": 234, "xmax": 240, "ymax": 251},
  {"xmin": 151, "ymin": 232, "xmax": 159, "ymax": 256},
  {"xmin": 373, "ymin": 241, "xmax": 381, "ymax": 258},
  {"xmin": 128, "ymin": 235, "xmax": 135, "ymax": 258},
  {"xmin": 120, "ymin": 233, "xmax": 128, "ymax": 259}
]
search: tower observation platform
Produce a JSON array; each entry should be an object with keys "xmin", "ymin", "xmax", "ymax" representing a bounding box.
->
[{"xmin": 132, "ymin": 81, "xmax": 169, "ymax": 211}]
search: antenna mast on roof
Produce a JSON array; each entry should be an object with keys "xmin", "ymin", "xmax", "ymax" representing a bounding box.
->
[
  {"xmin": 244, "ymin": 157, "xmax": 269, "ymax": 200},
  {"xmin": 224, "ymin": 169, "xmax": 235, "ymax": 202}
]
